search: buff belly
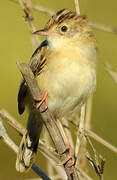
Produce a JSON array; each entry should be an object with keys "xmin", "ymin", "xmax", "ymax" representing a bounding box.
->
[{"xmin": 37, "ymin": 61, "xmax": 96, "ymax": 119}]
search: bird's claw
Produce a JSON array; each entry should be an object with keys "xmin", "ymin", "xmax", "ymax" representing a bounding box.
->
[
  {"xmin": 61, "ymin": 145, "xmax": 75, "ymax": 168},
  {"xmin": 34, "ymin": 90, "xmax": 48, "ymax": 113}
]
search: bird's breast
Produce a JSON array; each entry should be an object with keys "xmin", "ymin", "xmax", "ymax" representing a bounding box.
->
[{"xmin": 37, "ymin": 47, "xmax": 97, "ymax": 118}]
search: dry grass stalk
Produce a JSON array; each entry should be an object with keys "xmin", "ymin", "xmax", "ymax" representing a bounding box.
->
[
  {"xmin": 33, "ymin": 5, "xmax": 55, "ymax": 15},
  {"xmin": 86, "ymin": 129, "xmax": 117, "ymax": 154},
  {"xmin": 105, "ymin": 62, "xmax": 117, "ymax": 83},
  {"xmin": 18, "ymin": 0, "xmax": 40, "ymax": 48},
  {"xmin": 74, "ymin": 0, "xmax": 80, "ymax": 14},
  {"xmin": 85, "ymin": 95, "xmax": 93, "ymax": 130},
  {"xmin": 89, "ymin": 22, "xmax": 117, "ymax": 34},
  {"xmin": 75, "ymin": 104, "xmax": 86, "ymax": 167}
]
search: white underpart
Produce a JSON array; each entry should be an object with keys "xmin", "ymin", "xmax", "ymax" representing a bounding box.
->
[{"xmin": 47, "ymin": 35, "xmax": 68, "ymax": 50}]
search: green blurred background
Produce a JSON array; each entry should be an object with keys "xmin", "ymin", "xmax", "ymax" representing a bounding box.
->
[{"xmin": 0, "ymin": 0, "xmax": 117, "ymax": 179}]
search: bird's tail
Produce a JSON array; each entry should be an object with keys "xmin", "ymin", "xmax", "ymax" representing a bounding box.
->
[{"xmin": 16, "ymin": 110, "xmax": 43, "ymax": 172}]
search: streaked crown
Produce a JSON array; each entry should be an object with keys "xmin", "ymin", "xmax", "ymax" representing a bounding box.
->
[
  {"xmin": 44, "ymin": 9, "xmax": 95, "ymax": 40},
  {"xmin": 45, "ymin": 9, "xmax": 86, "ymax": 29}
]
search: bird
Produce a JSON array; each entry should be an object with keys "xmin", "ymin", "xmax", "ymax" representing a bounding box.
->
[{"xmin": 16, "ymin": 9, "xmax": 98, "ymax": 172}]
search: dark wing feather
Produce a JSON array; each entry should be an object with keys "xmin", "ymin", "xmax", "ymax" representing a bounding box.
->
[
  {"xmin": 18, "ymin": 80, "xmax": 27, "ymax": 114},
  {"xmin": 18, "ymin": 40, "xmax": 48, "ymax": 114},
  {"xmin": 31, "ymin": 40, "xmax": 48, "ymax": 58}
]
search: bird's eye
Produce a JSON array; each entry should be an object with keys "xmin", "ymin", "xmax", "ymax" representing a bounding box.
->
[{"xmin": 60, "ymin": 25, "xmax": 68, "ymax": 32}]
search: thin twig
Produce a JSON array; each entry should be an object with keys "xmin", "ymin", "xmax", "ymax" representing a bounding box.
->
[
  {"xmin": 85, "ymin": 95, "xmax": 93, "ymax": 130},
  {"xmin": 74, "ymin": 0, "xmax": 80, "ymax": 14},
  {"xmin": 76, "ymin": 95, "xmax": 94, "ymax": 170},
  {"xmin": 45, "ymin": 131, "xmax": 55, "ymax": 179},
  {"xmin": 86, "ymin": 129, "xmax": 117, "ymax": 154},
  {"xmin": 63, "ymin": 118, "xmax": 74, "ymax": 149},
  {"xmin": 0, "ymin": 119, "xmax": 18, "ymax": 153},
  {"xmin": 89, "ymin": 22, "xmax": 117, "ymax": 34},
  {"xmin": 18, "ymin": 0, "xmax": 40, "ymax": 48},
  {"xmin": 10, "ymin": 0, "xmax": 55, "ymax": 15},
  {"xmin": 0, "ymin": 109, "xmax": 25, "ymax": 135},
  {"xmin": 33, "ymin": 5, "xmax": 55, "ymax": 15},
  {"xmin": 77, "ymin": 167, "xmax": 93, "ymax": 180},
  {"xmin": 75, "ymin": 104, "xmax": 86, "ymax": 166},
  {"xmin": 105, "ymin": 62, "xmax": 117, "ymax": 83}
]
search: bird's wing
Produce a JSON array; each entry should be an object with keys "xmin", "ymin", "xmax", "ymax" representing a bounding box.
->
[{"xmin": 18, "ymin": 40, "xmax": 48, "ymax": 114}]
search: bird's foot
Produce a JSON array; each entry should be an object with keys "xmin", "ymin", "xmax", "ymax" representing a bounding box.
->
[
  {"xmin": 34, "ymin": 90, "xmax": 48, "ymax": 113},
  {"xmin": 61, "ymin": 144, "xmax": 75, "ymax": 168}
]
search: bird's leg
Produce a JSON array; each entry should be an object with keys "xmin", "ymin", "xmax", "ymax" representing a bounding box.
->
[
  {"xmin": 34, "ymin": 90, "xmax": 48, "ymax": 113},
  {"xmin": 56, "ymin": 119, "xmax": 75, "ymax": 167}
]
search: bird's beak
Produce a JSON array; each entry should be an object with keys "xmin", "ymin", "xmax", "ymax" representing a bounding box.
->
[{"xmin": 32, "ymin": 29, "xmax": 49, "ymax": 36}]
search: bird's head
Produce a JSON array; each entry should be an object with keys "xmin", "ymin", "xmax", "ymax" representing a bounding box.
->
[{"xmin": 33, "ymin": 9, "xmax": 96, "ymax": 50}]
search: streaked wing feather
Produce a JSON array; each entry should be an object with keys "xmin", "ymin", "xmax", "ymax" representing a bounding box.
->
[{"xmin": 18, "ymin": 40, "xmax": 48, "ymax": 114}]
